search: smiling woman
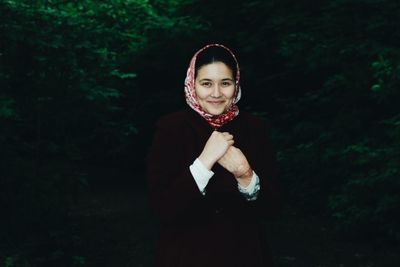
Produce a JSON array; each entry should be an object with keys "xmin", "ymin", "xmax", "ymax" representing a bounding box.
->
[
  {"xmin": 185, "ymin": 44, "xmax": 241, "ymax": 130},
  {"xmin": 147, "ymin": 44, "xmax": 282, "ymax": 267},
  {"xmin": 195, "ymin": 61, "xmax": 235, "ymax": 115}
]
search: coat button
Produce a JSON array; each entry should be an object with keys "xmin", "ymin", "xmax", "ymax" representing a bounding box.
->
[{"xmin": 215, "ymin": 208, "xmax": 221, "ymax": 214}]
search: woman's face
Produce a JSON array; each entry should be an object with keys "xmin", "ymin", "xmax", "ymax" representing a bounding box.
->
[{"xmin": 195, "ymin": 62, "xmax": 235, "ymax": 116}]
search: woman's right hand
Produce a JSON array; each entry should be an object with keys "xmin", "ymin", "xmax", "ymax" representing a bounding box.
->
[{"xmin": 198, "ymin": 131, "xmax": 234, "ymax": 170}]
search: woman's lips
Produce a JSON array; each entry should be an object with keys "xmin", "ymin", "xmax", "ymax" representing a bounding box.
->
[{"xmin": 208, "ymin": 101, "xmax": 224, "ymax": 105}]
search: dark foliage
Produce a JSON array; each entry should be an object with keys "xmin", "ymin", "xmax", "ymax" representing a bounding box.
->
[{"xmin": 1, "ymin": 0, "xmax": 399, "ymax": 265}]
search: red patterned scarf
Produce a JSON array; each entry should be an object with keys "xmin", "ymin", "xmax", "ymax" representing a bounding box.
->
[{"xmin": 184, "ymin": 44, "xmax": 242, "ymax": 130}]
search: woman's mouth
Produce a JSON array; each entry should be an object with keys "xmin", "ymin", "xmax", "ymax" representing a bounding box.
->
[{"xmin": 208, "ymin": 101, "xmax": 224, "ymax": 106}]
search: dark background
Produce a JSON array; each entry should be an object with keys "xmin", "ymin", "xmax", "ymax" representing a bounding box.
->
[{"xmin": 1, "ymin": 0, "xmax": 399, "ymax": 266}]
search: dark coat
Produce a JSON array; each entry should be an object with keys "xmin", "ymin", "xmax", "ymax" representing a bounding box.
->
[{"xmin": 146, "ymin": 107, "xmax": 282, "ymax": 267}]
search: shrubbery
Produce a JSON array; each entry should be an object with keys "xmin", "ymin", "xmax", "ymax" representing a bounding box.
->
[{"xmin": 1, "ymin": 1, "xmax": 399, "ymax": 265}]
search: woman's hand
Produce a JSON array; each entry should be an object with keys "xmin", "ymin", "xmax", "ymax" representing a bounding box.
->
[
  {"xmin": 198, "ymin": 131, "xmax": 234, "ymax": 170},
  {"xmin": 217, "ymin": 146, "xmax": 253, "ymax": 187}
]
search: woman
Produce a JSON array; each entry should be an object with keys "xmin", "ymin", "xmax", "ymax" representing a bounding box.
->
[{"xmin": 146, "ymin": 44, "xmax": 281, "ymax": 267}]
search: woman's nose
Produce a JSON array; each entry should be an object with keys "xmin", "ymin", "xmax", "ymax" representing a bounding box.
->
[{"xmin": 211, "ymin": 85, "xmax": 222, "ymax": 97}]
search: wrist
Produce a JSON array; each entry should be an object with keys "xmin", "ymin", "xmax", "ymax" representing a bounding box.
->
[
  {"xmin": 235, "ymin": 168, "xmax": 253, "ymax": 180},
  {"xmin": 198, "ymin": 154, "xmax": 215, "ymax": 170},
  {"xmin": 236, "ymin": 170, "xmax": 253, "ymax": 188}
]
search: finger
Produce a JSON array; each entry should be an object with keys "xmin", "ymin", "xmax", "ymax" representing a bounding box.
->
[
  {"xmin": 224, "ymin": 134, "xmax": 234, "ymax": 140},
  {"xmin": 227, "ymin": 140, "xmax": 235, "ymax": 145}
]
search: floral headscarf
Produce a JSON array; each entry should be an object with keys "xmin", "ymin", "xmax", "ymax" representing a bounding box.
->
[{"xmin": 184, "ymin": 44, "xmax": 242, "ymax": 130}]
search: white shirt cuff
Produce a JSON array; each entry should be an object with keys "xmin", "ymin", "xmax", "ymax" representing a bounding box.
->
[
  {"xmin": 189, "ymin": 158, "xmax": 214, "ymax": 195},
  {"xmin": 238, "ymin": 171, "xmax": 261, "ymax": 201}
]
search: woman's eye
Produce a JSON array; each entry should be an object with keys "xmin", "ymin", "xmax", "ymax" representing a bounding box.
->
[
  {"xmin": 202, "ymin": 82, "xmax": 212, "ymax": 87},
  {"xmin": 222, "ymin": 82, "xmax": 232, "ymax": 86}
]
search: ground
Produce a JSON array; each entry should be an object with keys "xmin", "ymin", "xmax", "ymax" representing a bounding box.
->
[
  {"xmin": 67, "ymin": 181, "xmax": 399, "ymax": 267},
  {"xmin": 1, "ymin": 180, "xmax": 398, "ymax": 267}
]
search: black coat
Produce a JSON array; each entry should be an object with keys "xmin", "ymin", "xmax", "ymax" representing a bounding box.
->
[{"xmin": 146, "ymin": 107, "xmax": 282, "ymax": 267}]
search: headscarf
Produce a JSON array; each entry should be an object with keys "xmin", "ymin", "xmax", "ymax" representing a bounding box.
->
[{"xmin": 184, "ymin": 44, "xmax": 242, "ymax": 130}]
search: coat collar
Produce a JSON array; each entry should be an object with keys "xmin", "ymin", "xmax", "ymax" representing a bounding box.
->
[{"xmin": 183, "ymin": 106, "xmax": 239, "ymax": 134}]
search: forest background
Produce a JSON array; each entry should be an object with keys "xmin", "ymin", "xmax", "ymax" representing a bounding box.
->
[{"xmin": 1, "ymin": 0, "xmax": 399, "ymax": 266}]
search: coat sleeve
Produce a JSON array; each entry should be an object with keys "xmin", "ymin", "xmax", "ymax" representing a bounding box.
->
[
  {"xmin": 242, "ymin": 117, "xmax": 283, "ymax": 220},
  {"xmin": 146, "ymin": 116, "xmax": 205, "ymax": 224}
]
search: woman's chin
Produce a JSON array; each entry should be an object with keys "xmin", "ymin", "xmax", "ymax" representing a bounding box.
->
[{"xmin": 204, "ymin": 106, "xmax": 226, "ymax": 116}]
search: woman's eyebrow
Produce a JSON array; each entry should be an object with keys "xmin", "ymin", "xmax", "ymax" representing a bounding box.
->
[
  {"xmin": 198, "ymin": 78, "xmax": 234, "ymax": 82},
  {"xmin": 198, "ymin": 78, "xmax": 212, "ymax": 82}
]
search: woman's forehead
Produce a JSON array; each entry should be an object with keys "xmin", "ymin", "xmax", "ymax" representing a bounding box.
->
[{"xmin": 196, "ymin": 62, "xmax": 234, "ymax": 80}]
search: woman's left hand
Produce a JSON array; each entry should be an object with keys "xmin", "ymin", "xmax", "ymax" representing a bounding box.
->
[{"xmin": 217, "ymin": 146, "xmax": 253, "ymax": 186}]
